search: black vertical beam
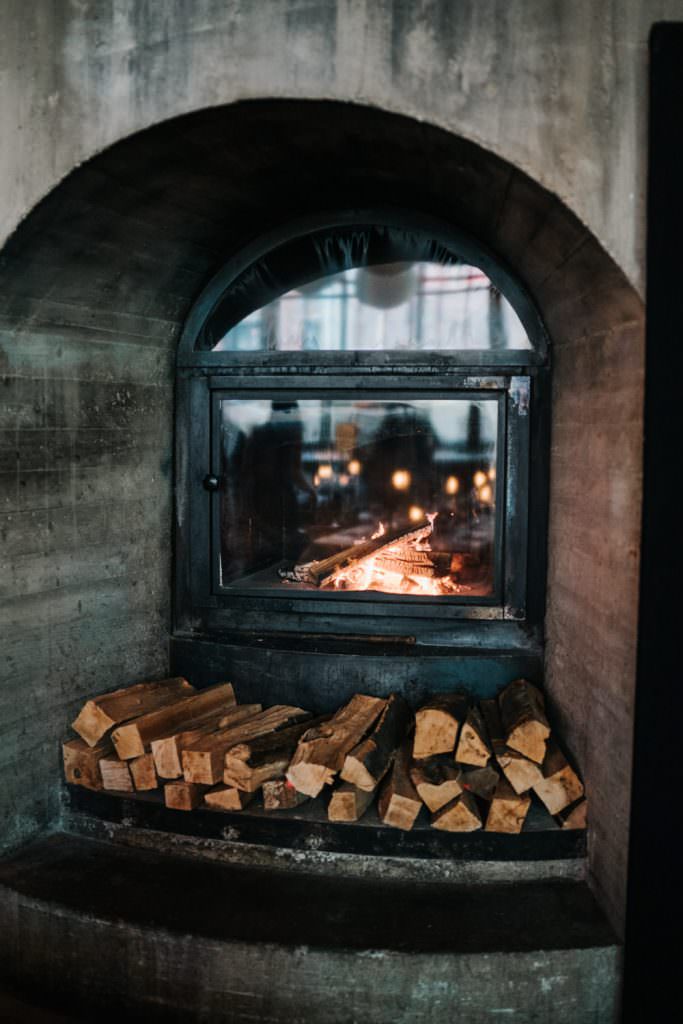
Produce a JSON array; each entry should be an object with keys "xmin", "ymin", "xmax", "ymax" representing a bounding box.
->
[{"xmin": 623, "ymin": 23, "xmax": 683, "ymax": 1022}]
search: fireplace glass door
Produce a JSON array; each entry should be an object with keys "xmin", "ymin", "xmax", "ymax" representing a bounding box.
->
[
  {"xmin": 177, "ymin": 212, "xmax": 544, "ymax": 634},
  {"xmin": 214, "ymin": 392, "xmax": 504, "ymax": 601}
]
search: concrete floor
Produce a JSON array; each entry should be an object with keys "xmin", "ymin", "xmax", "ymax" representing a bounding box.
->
[{"xmin": 0, "ymin": 832, "xmax": 621, "ymax": 1023}]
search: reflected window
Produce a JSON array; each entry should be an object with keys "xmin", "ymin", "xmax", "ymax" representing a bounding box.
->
[
  {"xmin": 214, "ymin": 264, "xmax": 529, "ymax": 353},
  {"xmin": 195, "ymin": 223, "xmax": 535, "ymax": 354}
]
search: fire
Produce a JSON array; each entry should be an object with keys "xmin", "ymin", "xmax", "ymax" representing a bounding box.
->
[{"xmin": 325, "ymin": 513, "xmax": 462, "ymax": 597}]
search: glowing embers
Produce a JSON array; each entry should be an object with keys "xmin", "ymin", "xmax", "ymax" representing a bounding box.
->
[{"xmin": 311, "ymin": 515, "xmax": 466, "ymax": 597}]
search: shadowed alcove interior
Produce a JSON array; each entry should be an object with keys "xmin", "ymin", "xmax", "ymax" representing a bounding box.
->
[{"xmin": 0, "ymin": 99, "xmax": 643, "ymax": 938}]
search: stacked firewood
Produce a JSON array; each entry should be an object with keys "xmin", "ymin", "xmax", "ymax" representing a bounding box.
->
[{"xmin": 63, "ymin": 677, "xmax": 586, "ymax": 832}]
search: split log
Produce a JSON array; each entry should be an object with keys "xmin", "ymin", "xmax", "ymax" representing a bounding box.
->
[
  {"xmin": 204, "ymin": 786, "xmax": 256, "ymax": 812},
  {"xmin": 164, "ymin": 781, "xmax": 205, "ymax": 811},
  {"xmin": 340, "ymin": 693, "xmax": 411, "ymax": 791},
  {"xmin": 152, "ymin": 706, "xmax": 259, "ymax": 779},
  {"xmin": 480, "ymin": 698, "xmax": 543, "ymax": 793},
  {"xmin": 458, "ymin": 764, "xmax": 500, "ymax": 802},
  {"xmin": 111, "ymin": 682, "xmax": 237, "ymax": 760},
  {"xmin": 431, "ymin": 791, "xmax": 482, "ymax": 832},
  {"xmin": 409, "ymin": 755, "xmax": 462, "ymax": 812},
  {"xmin": 262, "ymin": 779, "xmax": 309, "ymax": 811},
  {"xmin": 498, "ymin": 679, "xmax": 550, "ymax": 764},
  {"xmin": 412, "ymin": 694, "xmax": 469, "ymax": 759},
  {"xmin": 287, "ymin": 694, "xmax": 386, "ymax": 797},
  {"xmin": 129, "ymin": 753, "xmax": 158, "ymax": 792},
  {"xmin": 99, "ymin": 757, "xmax": 134, "ymax": 793},
  {"xmin": 532, "ymin": 740, "xmax": 584, "ymax": 815},
  {"xmin": 62, "ymin": 737, "xmax": 112, "ymax": 791},
  {"xmin": 223, "ymin": 715, "xmax": 330, "ymax": 792},
  {"xmin": 485, "ymin": 778, "xmax": 532, "ymax": 833},
  {"xmin": 377, "ymin": 741, "xmax": 422, "ymax": 830},
  {"xmin": 454, "ymin": 705, "xmax": 491, "ymax": 767},
  {"xmin": 328, "ymin": 783, "xmax": 374, "ymax": 822},
  {"xmin": 556, "ymin": 798, "xmax": 588, "ymax": 830},
  {"xmin": 284, "ymin": 519, "xmax": 432, "ymax": 586},
  {"xmin": 72, "ymin": 677, "xmax": 195, "ymax": 747},
  {"xmin": 497, "ymin": 749, "xmax": 544, "ymax": 795},
  {"xmin": 479, "ymin": 699, "xmax": 507, "ymax": 757},
  {"xmin": 184, "ymin": 705, "xmax": 310, "ymax": 786}
]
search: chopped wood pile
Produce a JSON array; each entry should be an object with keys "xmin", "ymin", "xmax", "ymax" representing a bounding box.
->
[{"xmin": 63, "ymin": 677, "xmax": 586, "ymax": 833}]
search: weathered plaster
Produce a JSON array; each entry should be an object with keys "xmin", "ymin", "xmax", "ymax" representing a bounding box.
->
[{"xmin": 0, "ymin": 0, "xmax": 680, "ymax": 292}]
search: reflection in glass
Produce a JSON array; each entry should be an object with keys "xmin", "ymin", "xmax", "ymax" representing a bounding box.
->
[
  {"xmin": 218, "ymin": 398, "xmax": 499, "ymax": 597},
  {"xmin": 214, "ymin": 262, "xmax": 530, "ymax": 353}
]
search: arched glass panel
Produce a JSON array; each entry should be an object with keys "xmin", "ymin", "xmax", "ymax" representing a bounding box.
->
[{"xmin": 195, "ymin": 224, "xmax": 533, "ymax": 353}]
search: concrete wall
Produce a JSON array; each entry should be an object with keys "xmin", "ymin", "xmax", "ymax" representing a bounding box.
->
[
  {"xmin": 0, "ymin": 0, "xmax": 661, "ymax": 936},
  {"xmin": 2, "ymin": 0, "xmax": 682, "ymax": 293}
]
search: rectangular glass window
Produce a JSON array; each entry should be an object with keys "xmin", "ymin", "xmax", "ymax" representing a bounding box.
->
[{"xmin": 217, "ymin": 396, "xmax": 499, "ymax": 598}]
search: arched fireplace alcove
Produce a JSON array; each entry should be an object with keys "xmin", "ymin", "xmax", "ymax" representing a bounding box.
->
[{"xmin": 0, "ymin": 99, "xmax": 643, "ymax": 1017}]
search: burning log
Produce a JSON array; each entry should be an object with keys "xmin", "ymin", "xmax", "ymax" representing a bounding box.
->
[
  {"xmin": 62, "ymin": 737, "xmax": 112, "ymax": 791},
  {"xmin": 287, "ymin": 694, "xmax": 386, "ymax": 797},
  {"xmin": 111, "ymin": 683, "xmax": 238, "ymax": 760},
  {"xmin": 281, "ymin": 519, "xmax": 433, "ymax": 587},
  {"xmin": 409, "ymin": 755, "xmax": 463, "ymax": 812},
  {"xmin": 340, "ymin": 693, "xmax": 411, "ymax": 791},
  {"xmin": 485, "ymin": 778, "xmax": 532, "ymax": 833},
  {"xmin": 328, "ymin": 783, "xmax": 374, "ymax": 822},
  {"xmin": 224, "ymin": 716, "xmax": 330, "ymax": 792},
  {"xmin": 532, "ymin": 740, "xmax": 584, "ymax": 815},
  {"xmin": 72, "ymin": 677, "xmax": 195, "ymax": 747},
  {"xmin": 498, "ymin": 679, "xmax": 550, "ymax": 764},
  {"xmin": 377, "ymin": 741, "xmax": 423, "ymax": 830},
  {"xmin": 413, "ymin": 694, "xmax": 469, "ymax": 759},
  {"xmin": 183, "ymin": 706, "xmax": 309, "ymax": 786},
  {"xmin": 431, "ymin": 791, "xmax": 482, "ymax": 832}
]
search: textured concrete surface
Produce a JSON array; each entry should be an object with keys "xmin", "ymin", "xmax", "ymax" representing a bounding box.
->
[
  {"xmin": 66, "ymin": 807, "xmax": 586, "ymax": 885},
  {"xmin": 0, "ymin": 833, "xmax": 620, "ymax": 1023},
  {"xmin": 0, "ymin": 0, "xmax": 680, "ymax": 294}
]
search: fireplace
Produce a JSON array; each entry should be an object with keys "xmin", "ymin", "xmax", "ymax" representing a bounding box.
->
[
  {"xmin": 176, "ymin": 214, "xmax": 545, "ymax": 640},
  {"xmin": 0, "ymin": 96, "xmax": 644, "ymax": 1022}
]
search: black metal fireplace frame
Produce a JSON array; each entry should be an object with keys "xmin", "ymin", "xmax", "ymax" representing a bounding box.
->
[{"xmin": 174, "ymin": 209, "xmax": 551, "ymax": 652}]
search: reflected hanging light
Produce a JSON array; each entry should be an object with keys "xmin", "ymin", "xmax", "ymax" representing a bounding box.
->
[
  {"xmin": 445, "ymin": 475, "xmax": 459, "ymax": 495},
  {"xmin": 392, "ymin": 469, "xmax": 411, "ymax": 491}
]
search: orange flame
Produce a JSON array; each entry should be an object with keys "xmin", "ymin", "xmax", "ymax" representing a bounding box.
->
[{"xmin": 325, "ymin": 513, "xmax": 462, "ymax": 597}]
